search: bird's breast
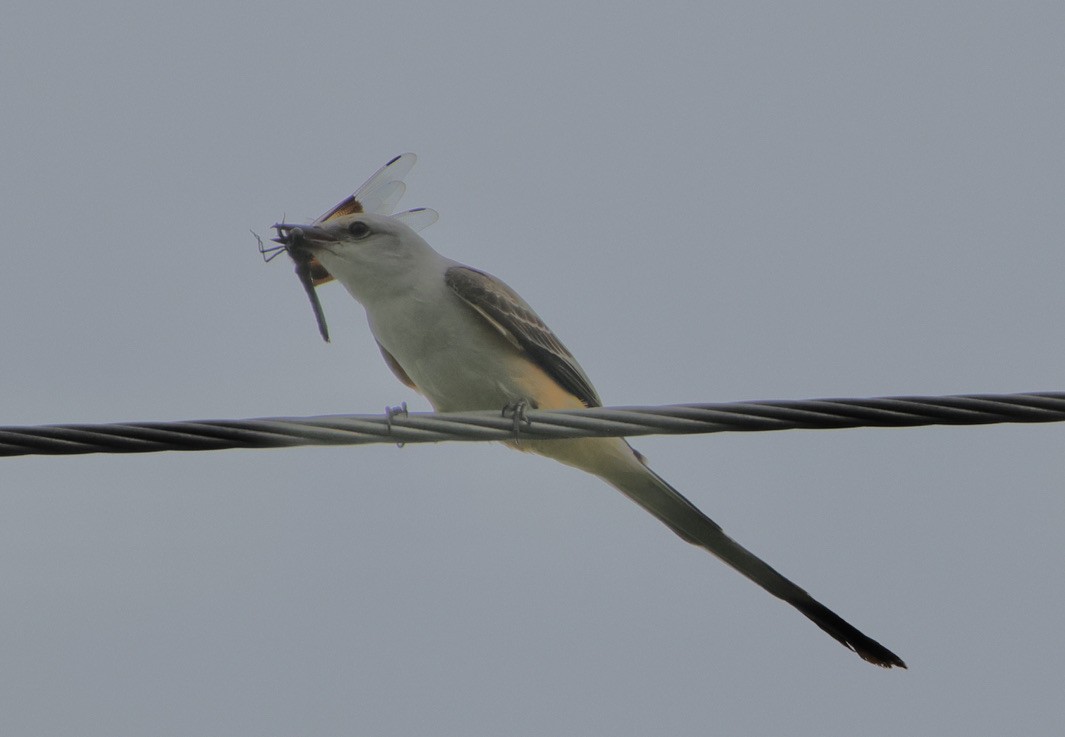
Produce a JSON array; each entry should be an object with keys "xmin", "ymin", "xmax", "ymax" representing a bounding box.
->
[{"xmin": 365, "ymin": 289, "xmax": 554, "ymax": 413}]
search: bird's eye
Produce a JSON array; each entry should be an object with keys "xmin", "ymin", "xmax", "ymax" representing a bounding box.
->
[{"xmin": 348, "ymin": 221, "xmax": 371, "ymax": 239}]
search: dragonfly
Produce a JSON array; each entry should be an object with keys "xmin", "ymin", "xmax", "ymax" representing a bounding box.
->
[{"xmin": 258, "ymin": 153, "xmax": 439, "ymax": 341}]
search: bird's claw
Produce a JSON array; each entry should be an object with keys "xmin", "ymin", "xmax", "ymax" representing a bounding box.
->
[
  {"xmin": 502, "ymin": 399, "xmax": 533, "ymax": 435},
  {"xmin": 385, "ymin": 402, "xmax": 409, "ymax": 447}
]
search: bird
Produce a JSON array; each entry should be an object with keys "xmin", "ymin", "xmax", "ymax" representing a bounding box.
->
[{"xmin": 267, "ymin": 154, "xmax": 906, "ymax": 668}]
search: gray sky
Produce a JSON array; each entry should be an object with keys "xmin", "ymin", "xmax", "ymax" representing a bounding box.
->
[{"xmin": 2, "ymin": 2, "xmax": 1064, "ymax": 734}]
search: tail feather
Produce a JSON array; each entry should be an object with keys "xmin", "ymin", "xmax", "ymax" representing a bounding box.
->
[
  {"xmin": 791, "ymin": 599, "xmax": 906, "ymax": 668},
  {"xmin": 601, "ymin": 443, "xmax": 906, "ymax": 668}
]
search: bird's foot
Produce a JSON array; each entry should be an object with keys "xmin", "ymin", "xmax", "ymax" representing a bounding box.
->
[
  {"xmin": 501, "ymin": 399, "xmax": 534, "ymax": 435},
  {"xmin": 385, "ymin": 402, "xmax": 409, "ymax": 447}
]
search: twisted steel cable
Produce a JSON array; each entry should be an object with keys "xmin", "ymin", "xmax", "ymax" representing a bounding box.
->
[{"xmin": 2, "ymin": 391, "xmax": 1063, "ymax": 458}]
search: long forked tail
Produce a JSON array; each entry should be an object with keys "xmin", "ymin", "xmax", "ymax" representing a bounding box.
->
[{"xmin": 598, "ymin": 442, "xmax": 906, "ymax": 668}]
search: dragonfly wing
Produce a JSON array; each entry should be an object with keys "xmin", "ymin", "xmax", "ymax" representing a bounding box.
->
[
  {"xmin": 303, "ymin": 154, "xmax": 435, "ymax": 287},
  {"xmin": 394, "ymin": 207, "xmax": 440, "ymax": 233},
  {"xmin": 314, "ymin": 153, "xmax": 417, "ymax": 224}
]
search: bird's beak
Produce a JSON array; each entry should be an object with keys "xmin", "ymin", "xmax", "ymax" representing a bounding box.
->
[
  {"xmin": 269, "ymin": 223, "xmax": 337, "ymax": 287},
  {"xmin": 270, "ymin": 223, "xmax": 338, "ymax": 249}
]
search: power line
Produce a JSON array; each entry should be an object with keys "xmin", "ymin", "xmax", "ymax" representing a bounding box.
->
[{"xmin": 2, "ymin": 391, "xmax": 1062, "ymax": 458}]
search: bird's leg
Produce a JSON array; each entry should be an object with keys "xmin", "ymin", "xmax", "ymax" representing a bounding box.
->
[
  {"xmin": 385, "ymin": 402, "xmax": 409, "ymax": 448},
  {"xmin": 501, "ymin": 398, "xmax": 534, "ymax": 435}
]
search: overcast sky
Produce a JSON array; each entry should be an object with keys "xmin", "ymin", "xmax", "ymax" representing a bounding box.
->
[{"xmin": 2, "ymin": 2, "xmax": 1064, "ymax": 735}]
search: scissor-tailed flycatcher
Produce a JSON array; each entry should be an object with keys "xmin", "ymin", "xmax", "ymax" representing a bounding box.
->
[{"xmin": 269, "ymin": 154, "xmax": 905, "ymax": 668}]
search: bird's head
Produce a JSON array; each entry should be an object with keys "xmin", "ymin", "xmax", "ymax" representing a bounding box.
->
[{"xmin": 271, "ymin": 213, "xmax": 440, "ymax": 302}]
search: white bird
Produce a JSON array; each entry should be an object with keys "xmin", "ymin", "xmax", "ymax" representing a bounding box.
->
[{"xmin": 269, "ymin": 154, "xmax": 905, "ymax": 668}]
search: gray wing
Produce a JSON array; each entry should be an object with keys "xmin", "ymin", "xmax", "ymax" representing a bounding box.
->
[{"xmin": 445, "ymin": 266, "xmax": 602, "ymax": 408}]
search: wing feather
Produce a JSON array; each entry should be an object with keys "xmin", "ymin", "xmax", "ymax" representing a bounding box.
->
[{"xmin": 445, "ymin": 266, "xmax": 602, "ymax": 408}]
